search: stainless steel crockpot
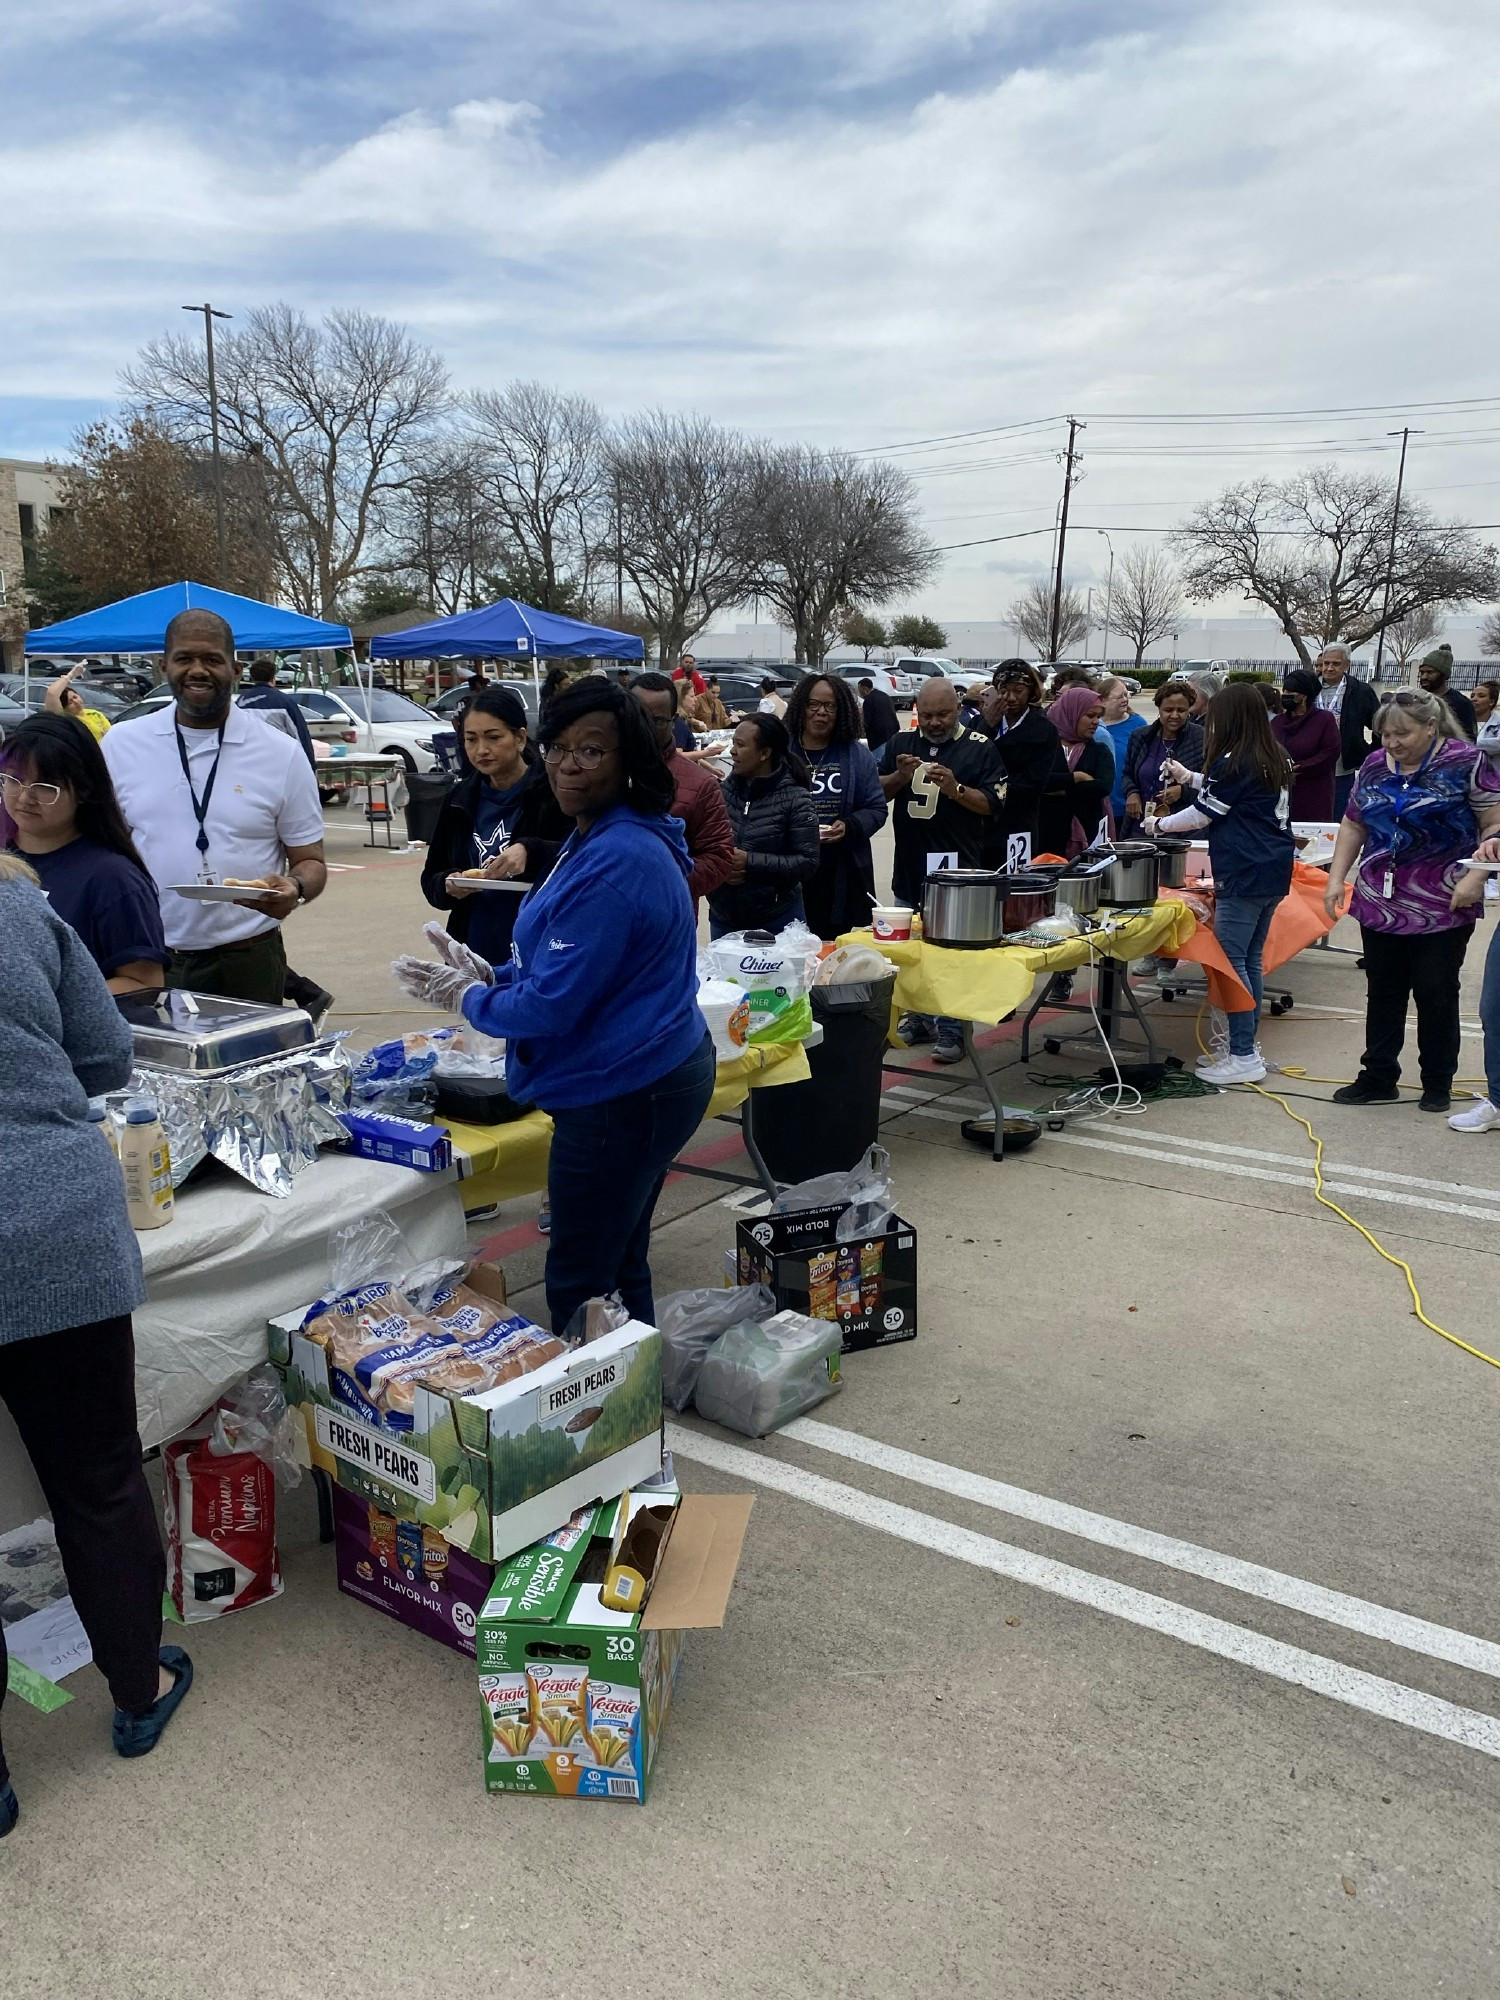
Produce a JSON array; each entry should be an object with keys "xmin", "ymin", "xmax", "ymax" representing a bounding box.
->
[
  {"xmin": 1054, "ymin": 868, "xmax": 1103, "ymax": 915},
  {"xmin": 922, "ymin": 870, "xmax": 1005, "ymax": 947},
  {"xmin": 1095, "ymin": 842, "xmax": 1161, "ymax": 906},
  {"xmin": 1152, "ymin": 838, "xmax": 1191, "ymax": 889}
]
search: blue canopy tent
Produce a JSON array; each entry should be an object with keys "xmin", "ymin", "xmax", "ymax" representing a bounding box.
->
[
  {"xmin": 24, "ymin": 581, "xmax": 353, "ymax": 657},
  {"xmin": 368, "ymin": 598, "xmax": 644, "ymax": 664}
]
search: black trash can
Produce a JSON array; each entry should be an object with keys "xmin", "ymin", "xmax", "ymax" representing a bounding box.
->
[
  {"xmin": 746, "ymin": 975, "xmax": 897, "ymax": 1184},
  {"xmin": 403, "ymin": 770, "xmax": 456, "ymax": 846}
]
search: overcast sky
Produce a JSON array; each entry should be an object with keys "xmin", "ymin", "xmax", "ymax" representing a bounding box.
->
[{"xmin": 3, "ymin": 0, "xmax": 1497, "ymax": 620}]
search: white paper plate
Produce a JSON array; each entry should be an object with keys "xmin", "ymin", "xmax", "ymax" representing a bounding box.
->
[
  {"xmin": 446, "ymin": 876, "xmax": 534, "ymax": 892},
  {"xmin": 1460, "ymin": 857, "xmax": 1500, "ymax": 872},
  {"xmin": 169, "ymin": 883, "xmax": 277, "ymax": 902}
]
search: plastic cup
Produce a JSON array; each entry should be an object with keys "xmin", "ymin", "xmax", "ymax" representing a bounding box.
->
[{"xmin": 871, "ymin": 906, "xmax": 914, "ymax": 941}]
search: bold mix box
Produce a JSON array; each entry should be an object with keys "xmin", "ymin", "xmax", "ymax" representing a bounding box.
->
[
  {"xmin": 270, "ymin": 1266, "xmax": 664, "ymax": 1563},
  {"xmin": 735, "ymin": 1204, "xmax": 918, "ymax": 1351},
  {"xmin": 475, "ymin": 1485, "xmax": 752, "ymax": 1803}
]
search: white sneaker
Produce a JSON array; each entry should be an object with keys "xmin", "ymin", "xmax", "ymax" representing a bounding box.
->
[
  {"xmin": 1449, "ymin": 1097, "xmax": 1500, "ymax": 1132},
  {"xmin": 1197, "ymin": 1052, "xmax": 1268, "ymax": 1086}
]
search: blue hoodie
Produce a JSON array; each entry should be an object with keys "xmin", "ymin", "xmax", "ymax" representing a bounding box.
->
[{"xmin": 461, "ymin": 804, "xmax": 707, "ymax": 1109}]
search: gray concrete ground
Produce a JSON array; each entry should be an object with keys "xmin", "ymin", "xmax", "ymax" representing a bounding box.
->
[{"xmin": 5, "ymin": 803, "xmax": 1500, "ymax": 1998}]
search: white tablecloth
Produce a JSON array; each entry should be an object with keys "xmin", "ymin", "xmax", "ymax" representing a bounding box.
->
[{"xmin": 0, "ymin": 1155, "xmax": 466, "ymax": 1530}]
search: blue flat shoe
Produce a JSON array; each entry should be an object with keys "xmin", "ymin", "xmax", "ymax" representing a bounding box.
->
[
  {"xmin": 0, "ymin": 1782, "xmax": 17, "ymax": 1837},
  {"xmin": 112, "ymin": 1646, "xmax": 193, "ymax": 1759}
]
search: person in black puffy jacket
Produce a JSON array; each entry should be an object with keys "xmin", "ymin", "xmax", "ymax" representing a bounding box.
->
[{"xmin": 708, "ymin": 713, "xmax": 820, "ymax": 938}]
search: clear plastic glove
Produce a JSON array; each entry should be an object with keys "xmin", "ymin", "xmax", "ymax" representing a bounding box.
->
[
  {"xmin": 1160, "ymin": 759, "xmax": 1199, "ymax": 789},
  {"xmin": 422, "ymin": 920, "xmax": 493, "ymax": 985},
  {"xmin": 391, "ymin": 954, "xmax": 481, "ymax": 1014}
]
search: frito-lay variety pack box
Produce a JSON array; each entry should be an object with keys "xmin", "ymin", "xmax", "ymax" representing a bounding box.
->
[
  {"xmin": 269, "ymin": 1264, "xmax": 664, "ymax": 1564},
  {"xmin": 735, "ymin": 1204, "xmax": 918, "ymax": 1351},
  {"xmin": 332, "ymin": 1485, "xmax": 496, "ymax": 1657},
  {"xmin": 476, "ymin": 1484, "xmax": 752, "ymax": 1803}
]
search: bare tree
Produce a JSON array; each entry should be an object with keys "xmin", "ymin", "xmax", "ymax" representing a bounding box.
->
[
  {"xmin": 1480, "ymin": 608, "xmax": 1500, "ymax": 657},
  {"xmin": 605, "ymin": 412, "xmax": 756, "ymax": 667},
  {"xmin": 379, "ymin": 439, "xmax": 506, "ymax": 616},
  {"xmin": 743, "ymin": 448, "xmax": 936, "ymax": 668},
  {"xmin": 1172, "ymin": 466, "xmax": 1499, "ymax": 668},
  {"xmin": 1112, "ymin": 545, "xmax": 1183, "ymax": 669},
  {"xmin": 1011, "ymin": 578, "xmax": 1088, "ymax": 657},
  {"xmin": 466, "ymin": 381, "xmax": 605, "ymax": 612},
  {"xmin": 125, "ymin": 305, "xmax": 449, "ymax": 617},
  {"xmin": 1386, "ymin": 604, "xmax": 1443, "ymax": 670}
]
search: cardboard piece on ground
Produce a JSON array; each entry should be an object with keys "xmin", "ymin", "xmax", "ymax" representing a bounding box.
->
[{"xmin": 641, "ymin": 1493, "xmax": 754, "ymax": 1630}]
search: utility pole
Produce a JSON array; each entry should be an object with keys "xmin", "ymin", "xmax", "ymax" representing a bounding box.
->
[
  {"xmin": 1372, "ymin": 426, "xmax": 1421, "ymax": 682},
  {"xmin": 182, "ymin": 303, "xmax": 232, "ymax": 587},
  {"xmin": 1048, "ymin": 417, "xmax": 1083, "ymax": 663}
]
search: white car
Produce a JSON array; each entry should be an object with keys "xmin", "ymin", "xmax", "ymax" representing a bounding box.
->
[
  {"xmin": 886, "ymin": 654, "xmax": 965, "ymax": 696},
  {"xmin": 833, "ymin": 664, "xmax": 908, "ymax": 701},
  {"xmin": 290, "ymin": 687, "xmax": 443, "ymax": 773}
]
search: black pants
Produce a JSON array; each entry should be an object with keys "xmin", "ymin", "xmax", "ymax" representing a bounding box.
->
[
  {"xmin": 543, "ymin": 1035, "xmax": 717, "ymax": 1336},
  {"xmin": 0, "ymin": 1316, "xmax": 165, "ymax": 1788},
  {"xmin": 1358, "ymin": 925, "xmax": 1472, "ymax": 1092},
  {"xmin": 165, "ymin": 926, "xmax": 287, "ymax": 1005}
]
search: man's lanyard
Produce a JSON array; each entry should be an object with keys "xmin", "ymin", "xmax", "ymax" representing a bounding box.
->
[{"xmin": 174, "ymin": 721, "xmax": 227, "ymax": 860}]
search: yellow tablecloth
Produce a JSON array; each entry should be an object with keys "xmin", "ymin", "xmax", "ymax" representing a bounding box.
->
[
  {"xmin": 838, "ymin": 899, "xmax": 1199, "ymax": 1027},
  {"xmin": 445, "ymin": 1038, "xmax": 815, "ymax": 1207}
]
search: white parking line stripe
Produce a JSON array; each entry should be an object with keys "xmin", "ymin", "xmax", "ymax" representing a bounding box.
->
[
  {"xmin": 667, "ymin": 1425, "xmax": 1500, "ymax": 1761},
  {"xmin": 782, "ymin": 1418, "xmax": 1500, "ymax": 1682},
  {"xmin": 1045, "ymin": 1129, "xmax": 1500, "ymax": 1224},
  {"xmin": 1082, "ymin": 1126, "xmax": 1500, "ymax": 1206}
]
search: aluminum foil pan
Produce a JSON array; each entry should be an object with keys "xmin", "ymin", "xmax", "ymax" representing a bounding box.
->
[{"xmin": 130, "ymin": 1036, "xmax": 354, "ymax": 1198}]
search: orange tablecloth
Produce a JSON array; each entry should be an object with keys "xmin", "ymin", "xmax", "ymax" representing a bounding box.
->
[{"xmin": 1163, "ymin": 861, "xmax": 1349, "ymax": 1010}]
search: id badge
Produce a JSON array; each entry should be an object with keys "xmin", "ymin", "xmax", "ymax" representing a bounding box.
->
[{"xmin": 1382, "ymin": 868, "xmax": 1394, "ymax": 899}]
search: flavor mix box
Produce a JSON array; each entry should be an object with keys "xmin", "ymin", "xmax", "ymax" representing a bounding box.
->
[
  {"xmin": 735, "ymin": 1204, "xmax": 918, "ymax": 1351},
  {"xmin": 475, "ymin": 1485, "xmax": 752, "ymax": 1803},
  {"xmin": 332, "ymin": 1484, "xmax": 494, "ymax": 1658}
]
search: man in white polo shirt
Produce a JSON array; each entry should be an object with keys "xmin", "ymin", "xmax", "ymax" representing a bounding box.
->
[{"xmin": 102, "ymin": 608, "xmax": 327, "ymax": 1005}]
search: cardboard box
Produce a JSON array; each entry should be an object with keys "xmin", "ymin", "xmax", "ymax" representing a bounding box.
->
[
  {"xmin": 332, "ymin": 1485, "xmax": 494, "ymax": 1657},
  {"xmin": 735, "ymin": 1205, "xmax": 917, "ymax": 1351},
  {"xmin": 337, "ymin": 1110, "xmax": 453, "ymax": 1172},
  {"xmin": 270, "ymin": 1279, "xmax": 663, "ymax": 1564},
  {"xmin": 475, "ymin": 1488, "xmax": 752, "ymax": 1803}
]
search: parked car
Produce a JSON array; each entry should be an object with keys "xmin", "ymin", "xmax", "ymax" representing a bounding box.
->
[
  {"xmin": 887, "ymin": 654, "xmax": 963, "ymax": 695},
  {"xmin": 429, "ymin": 680, "xmax": 542, "ymax": 731},
  {"xmin": 831, "ymin": 664, "xmax": 908, "ymax": 702},
  {"xmin": 0, "ymin": 691, "xmax": 26, "ymax": 743},
  {"xmin": 0, "ymin": 674, "xmax": 128, "ymax": 719},
  {"xmin": 112, "ymin": 691, "xmax": 175, "ymax": 726},
  {"xmin": 289, "ymin": 686, "xmax": 443, "ymax": 772}
]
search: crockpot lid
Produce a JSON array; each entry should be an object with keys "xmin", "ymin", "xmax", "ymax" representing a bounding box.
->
[{"xmin": 925, "ymin": 869, "xmax": 1003, "ymax": 885}]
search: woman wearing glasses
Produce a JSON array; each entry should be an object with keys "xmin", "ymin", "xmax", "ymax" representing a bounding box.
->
[
  {"xmin": 1271, "ymin": 668, "xmax": 1341, "ymax": 821},
  {"xmin": 783, "ymin": 674, "xmax": 888, "ymax": 940},
  {"xmin": 1323, "ymin": 688, "xmax": 1500, "ymax": 1111},
  {"xmin": 393, "ymin": 681, "xmax": 714, "ymax": 1334},
  {"xmin": 1, "ymin": 715, "xmax": 165, "ymax": 995}
]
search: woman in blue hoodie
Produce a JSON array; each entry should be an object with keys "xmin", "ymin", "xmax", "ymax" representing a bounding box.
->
[
  {"xmin": 785, "ymin": 673, "xmax": 889, "ymax": 939},
  {"xmin": 394, "ymin": 681, "xmax": 714, "ymax": 1334}
]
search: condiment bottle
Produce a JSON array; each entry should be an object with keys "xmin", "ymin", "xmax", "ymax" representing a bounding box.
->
[
  {"xmin": 87, "ymin": 1097, "xmax": 119, "ymax": 1156},
  {"xmin": 119, "ymin": 1100, "xmax": 174, "ymax": 1230}
]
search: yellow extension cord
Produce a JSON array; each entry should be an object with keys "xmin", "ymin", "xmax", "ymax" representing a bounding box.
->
[{"xmin": 1193, "ymin": 1002, "xmax": 1500, "ymax": 1372}]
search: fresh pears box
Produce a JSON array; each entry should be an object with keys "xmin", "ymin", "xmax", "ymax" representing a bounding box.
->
[
  {"xmin": 269, "ymin": 1285, "xmax": 664, "ymax": 1565},
  {"xmin": 475, "ymin": 1485, "xmax": 753, "ymax": 1803}
]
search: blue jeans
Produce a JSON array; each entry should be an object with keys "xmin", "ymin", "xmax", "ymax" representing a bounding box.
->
[
  {"xmin": 1482, "ymin": 921, "xmax": 1500, "ymax": 1105},
  {"xmin": 1214, "ymin": 894, "xmax": 1280, "ymax": 1055},
  {"xmin": 543, "ymin": 1034, "xmax": 716, "ymax": 1335}
]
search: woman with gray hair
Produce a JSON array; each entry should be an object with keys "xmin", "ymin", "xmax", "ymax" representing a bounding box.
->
[
  {"xmin": 1323, "ymin": 688, "xmax": 1500, "ymax": 1110},
  {"xmin": 1185, "ymin": 670, "xmax": 1224, "ymax": 718}
]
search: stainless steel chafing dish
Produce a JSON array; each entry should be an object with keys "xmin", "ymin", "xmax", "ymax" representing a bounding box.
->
[{"xmin": 119, "ymin": 990, "xmax": 316, "ymax": 1072}]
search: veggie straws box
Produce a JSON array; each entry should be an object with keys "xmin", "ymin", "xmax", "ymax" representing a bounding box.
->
[
  {"xmin": 735, "ymin": 1205, "xmax": 918, "ymax": 1352},
  {"xmin": 475, "ymin": 1487, "xmax": 753, "ymax": 1803},
  {"xmin": 270, "ymin": 1298, "xmax": 664, "ymax": 1565}
]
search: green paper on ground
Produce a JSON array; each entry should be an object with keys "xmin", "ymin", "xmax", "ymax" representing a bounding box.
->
[{"xmin": 7, "ymin": 1658, "xmax": 72, "ymax": 1712}]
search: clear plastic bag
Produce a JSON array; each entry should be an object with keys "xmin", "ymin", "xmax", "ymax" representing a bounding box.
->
[
  {"xmin": 656, "ymin": 1284, "xmax": 776, "ymax": 1412},
  {"xmin": 210, "ymin": 1365, "xmax": 303, "ymax": 1488},
  {"xmin": 562, "ymin": 1293, "xmax": 632, "ymax": 1347},
  {"xmin": 704, "ymin": 925, "xmax": 822, "ymax": 1045},
  {"xmin": 329, "ymin": 1208, "xmax": 414, "ymax": 1295},
  {"xmin": 693, "ymin": 1310, "xmax": 842, "ymax": 1437},
  {"xmin": 769, "ymin": 1143, "xmax": 894, "ymax": 1239}
]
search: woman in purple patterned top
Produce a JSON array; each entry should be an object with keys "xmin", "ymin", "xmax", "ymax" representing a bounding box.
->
[{"xmin": 1323, "ymin": 688, "xmax": 1500, "ymax": 1110}]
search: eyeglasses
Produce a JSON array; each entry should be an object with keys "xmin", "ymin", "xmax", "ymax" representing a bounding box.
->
[
  {"xmin": 804, "ymin": 699, "xmax": 838, "ymax": 714},
  {"xmin": 541, "ymin": 741, "xmax": 613, "ymax": 770},
  {"xmin": 0, "ymin": 773, "xmax": 62, "ymax": 807}
]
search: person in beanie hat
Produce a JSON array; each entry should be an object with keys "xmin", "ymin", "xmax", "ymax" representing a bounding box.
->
[{"xmin": 1418, "ymin": 644, "xmax": 1477, "ymax": 740}]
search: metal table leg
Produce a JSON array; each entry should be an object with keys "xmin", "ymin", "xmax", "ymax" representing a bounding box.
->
[
  {"xmin": 1099, "ymin": 955, "xmax": 1162, "ymax": 1063},
  {"xmin": 963, "ymin": 1021, "xmax": 1007, "ymax": 1161}
]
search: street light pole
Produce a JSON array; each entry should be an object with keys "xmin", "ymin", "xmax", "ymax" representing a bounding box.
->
[
  {"xmin": 182, "ymin": 303, "xmax": 232, "ymax": 587},
  {"xmin": 1087, "ymin": 527, "xmax": 1115, "ymax": 672},
  {"xmin": 1372, "ymin": 426, "xmax": 1421, "ymax": 682}
]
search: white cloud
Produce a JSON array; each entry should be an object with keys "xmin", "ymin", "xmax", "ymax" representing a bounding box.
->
[{"xmin": 2, "ymin": 0, "xmax": 1497, "ymax": 617}]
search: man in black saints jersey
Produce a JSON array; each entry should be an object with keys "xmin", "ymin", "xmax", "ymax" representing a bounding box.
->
[{"xmin": 877, "ymin": 679, "xmax": 1008, "ymax": 1062}]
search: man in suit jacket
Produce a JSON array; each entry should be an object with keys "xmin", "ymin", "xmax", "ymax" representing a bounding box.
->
[{"xmin": 1315, "ymin": 643, "xmax": 1380, "ymax": 819}]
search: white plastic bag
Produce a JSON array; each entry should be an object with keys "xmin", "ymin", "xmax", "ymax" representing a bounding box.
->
[
  {"xmin": 656, "ymin": 1284, "xmax": 776, "ymax": 1412},
  {"xmin": 769, "ymin": 1143, "xmax": 895, "ymax": 1239},
  {"xmin": 693, "ymin": 1310, "xmax": 842, "ymax": 1437}
]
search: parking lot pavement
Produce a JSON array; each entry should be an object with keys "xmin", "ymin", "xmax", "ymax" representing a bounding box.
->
[{"xmin": 8, "ymin": 823, "xmax": 1499, "ymax": 1997}]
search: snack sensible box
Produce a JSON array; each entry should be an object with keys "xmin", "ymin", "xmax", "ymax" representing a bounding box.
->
[
  {"xmin": 337, "ymin": 1109, "xmax": 453, "ymax": 1173},
  {"xmin": 736, "ymin": 1204, "xmax": 918, "ymax": 1351},
  {"xmin": 476, "ymin": 1487, "xmax": 753, "ymax": 1802},
  {"xmin": 269, "ymin": 1272, "xmax": 663, "ymax": 1564},
  {"xmin": 332, "ymin": 1485, "xmax": 495, "ymax": 1657}
]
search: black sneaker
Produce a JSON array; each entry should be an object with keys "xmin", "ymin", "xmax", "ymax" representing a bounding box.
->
[
  {"xmin": 898, "ymin": 1013, "xmax": 935, "ymax": 1046},
  {"xmin": 1419, "ymin": 1089, "xmax": 1452, "ymax": 1113},
  {"xmin": 1331, "ymin": 1076, "xmax": 1400, "ymax": 1106}
]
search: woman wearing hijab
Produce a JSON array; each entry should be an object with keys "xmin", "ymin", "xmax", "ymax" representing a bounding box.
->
[
  {"xmin": 1271, "ymin": 668, "xmax": 1341, "ymax": 820},
  {"xmin": 1037, "ymin": 683, "xmax": 1114, "ymax": 856}
]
